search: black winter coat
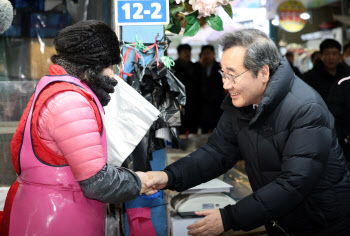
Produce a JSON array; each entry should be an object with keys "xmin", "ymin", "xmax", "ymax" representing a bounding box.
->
[
  {"xmin": 173, "ymin": 59, "xmax": 199, "ymax": 134},
  {"xmin": 165, "ymin": 58, "xmax": 350, "ymax": 235},
  {"xmin": 328, "ymin": 77, "xmax": 350, "ymax": 164},
  {"xmin": 302, "ymin": 60, "xmax": 350, "ymax": 104},
  {"xmin": 194, "ymin": 61, "xmax": 225, "ymax": 133}
]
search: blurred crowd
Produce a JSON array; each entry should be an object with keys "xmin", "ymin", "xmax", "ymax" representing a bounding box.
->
[{"xmin": 173, "ymin": 44, "xmax": 225, "ymax": 135}]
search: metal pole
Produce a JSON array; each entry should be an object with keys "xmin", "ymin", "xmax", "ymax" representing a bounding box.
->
[
  {"xmin": 341, "ymin": 0, "xmax": 349, "ymax": 43},
  {"xmin": 108, "ymin": 0, "xmax": 122, "ymax": 39}
]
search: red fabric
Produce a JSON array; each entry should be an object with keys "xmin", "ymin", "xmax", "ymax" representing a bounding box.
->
[
  {"xmin": 127, "ymin": 208, "xmax": 156, "ymax": 236},
  {"xmin": 11, "ymin": 95, "xmax": 34, "ymax": 174},
  {"xmin": 120, "ymin": 46, "xmax": 134, "ymax": 78},
  {"xmin": 0, "ymin": 181, "xmax": 19, "ymax": 236},
  {"xmin": 0, "ymin": 212, "xmax": 3, "ymax": 232},
  {"xmin": 146, "ymin": 37, "xmax": 159, "ymax": 67},
  {"xmin": 49, "ymin": 64, "xmax": 67, "ymax": 75}
]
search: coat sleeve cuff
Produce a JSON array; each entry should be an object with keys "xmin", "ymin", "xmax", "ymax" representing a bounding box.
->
[
  {"xmin": 220, "ymin": 205, "xmax": 240, "ymax": 232},
  {"xmin": 163, "ymin": 169, "xmax": 175, "ymax": 189},
  {"xmin": 79, "ymin": 163, "xmax": 141, "ymax": 204}
]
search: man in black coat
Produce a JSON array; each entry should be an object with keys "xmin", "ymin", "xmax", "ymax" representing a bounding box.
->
[
  {"xmin": 302, "ymin": 38, "xmax": 350, "ymax": 104},
  {"xmin": 285, "ymin": 51, "xmax": 302, "ymax": 77},
  {"xmin": 195, "ymin": 45, "xmax": 226, "ymax": 133},
  {"xmin": 328, "ymin": 76, "xmax": 350, "ymax": 168},
  {"xmin": 173, "ymin": 44, "xmax": 199, "ymax": 134},
  {"xmin": 144, "ymin": 29, "xmax": 350, "ymax": 236}
]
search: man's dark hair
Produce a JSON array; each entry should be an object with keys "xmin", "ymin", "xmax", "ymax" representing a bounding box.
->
[
  {"xmin": 343, "ymin": 42, "xmax": 350, "ymax": 53},
  {"xmin": 201, "ymin": 45, "xmax": 215, "ymax": 53},
  {"xmin": 177, "ymin": 44, "xmax": 191, "ymax": 54},
  {"xmin": 319, "ymin": 39, "xmax": 341, "ymax": 54},
  {"xmin": 311, "ymin": 51, "xmax": 320, "ymax": 61},
  {"xmin": 285, "ymin": 51, "xmax": 294, "ymax": 58},
  {"xmin": 219, "ymin": 28, "xmax": 281, "ymax": 76}
]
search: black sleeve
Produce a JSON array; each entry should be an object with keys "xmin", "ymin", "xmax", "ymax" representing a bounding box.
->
[
  {"xmin": 164, "ymin": 110, "xmax": 240, "ymax": 192},
  {"xmin": 79, "ymin": 163, "xmax": 141, "ymax": 204},
  {"xmin": 328, "ymin": 83, "xmax": 345, "ymax": 139},
  {"xmin": 221, "ymin": 103, "xmax": 333, "ymax": 231}
]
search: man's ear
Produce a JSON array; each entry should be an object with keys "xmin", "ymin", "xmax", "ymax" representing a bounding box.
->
[{"xmin": 260, "ymin": 64, "xmax": 270, "ymax": 83}]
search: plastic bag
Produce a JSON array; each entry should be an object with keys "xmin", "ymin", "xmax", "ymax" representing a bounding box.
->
[
  {"xmin": 104, "ymin": 75, "xmax": 160, "ymax": 167},
  {"xmin": 127, "ymin": 60, "xmax": 185, "ymax": 147}
]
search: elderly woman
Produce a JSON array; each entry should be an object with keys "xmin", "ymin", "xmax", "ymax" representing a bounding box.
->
[{"xmin": 1, "ymin": 20, "xmax": 152, "ymax": 236}]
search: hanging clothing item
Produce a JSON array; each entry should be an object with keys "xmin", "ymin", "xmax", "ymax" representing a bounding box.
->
[
  {"xmin": 124, "ymin": 60, "xmax": 186, "ymax": 171},
  {"xmin": 127, "ymin": 207, "xmax": 156, "ymax": 236},
  {"xmin": 3, "ymin": 75, "xmax": 106, "ymax": 236}
]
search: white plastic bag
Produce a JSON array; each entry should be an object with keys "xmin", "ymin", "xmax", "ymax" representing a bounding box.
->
[
  {"xmin": 0, "ymin": 187, "xmax": 10, "ymax": 211},
  {"xmin": 104, "ymin": 75, "xmax": 160, "ymax": 166}
]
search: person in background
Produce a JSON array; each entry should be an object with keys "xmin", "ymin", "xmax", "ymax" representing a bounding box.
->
[
  {"xmin": 145, "ymin": 28, "xmax": 350, "ymax": 236},
  {"xmin": 285, "ymin": 51, "xmax": 302, "ymax": 77},
  {"xmin": 1, "ymin": 20, "xmax": 154, "ymax": 236},
  {"xmin": 173, "ymin": 44, "xmax": 199, "ymax": 134},
  {"xmin": 195, "ymin": 45, "xmax": 225, "ymax": 133},
  {"xmin": 311, "ymin": 50, "xmax": 321, "ymax": 66},
  {"xmin": 302, "ymin": 51, "xmax": 321, "ymax": 79},
  {"xmin": 302, "ymin": 38, "xmax": 350, "ymax": 104},
  {"xmin": 342, "ymin": 42, "xmax": 350, "ymax": 66}
]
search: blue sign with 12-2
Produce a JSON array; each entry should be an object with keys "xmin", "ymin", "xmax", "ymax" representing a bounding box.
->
[{"xmin": 116, "ymin": 0, "xmax": 169, "ymax": 25}]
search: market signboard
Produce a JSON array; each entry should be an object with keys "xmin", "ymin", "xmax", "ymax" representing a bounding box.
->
[
  {"xmin": 116, "ymin": 0, "xmax": 169, "ymax": 25},
  {"xmin": 278, "ymin": 1, "xmax": 306, "ymax": 33}
]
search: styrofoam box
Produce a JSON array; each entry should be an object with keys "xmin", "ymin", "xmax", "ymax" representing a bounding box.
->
[{"xmin": 170, "ymin": 214, "xmax": 204, "ymax": 236}]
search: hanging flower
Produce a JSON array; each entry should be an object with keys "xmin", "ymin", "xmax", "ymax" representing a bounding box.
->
[
  {"xmin": 189, "ymin": 0, "xmax": 229, "ymax": 18},
  {"xmin": 167, "ymin": 0, "xmax": 232, "ymax": 36}
]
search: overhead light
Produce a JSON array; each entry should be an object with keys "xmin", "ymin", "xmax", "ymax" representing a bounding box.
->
[
  {"xmin": 300, "ymin": 12, "xmax": 310, "ymax": 20},
  {"xmin": 272, "ymin": 18, "xmax": 280, "ymax": 26},
  {"xmin": 260, "ymin": 0, "xmax": 266, "ymax": 6}
]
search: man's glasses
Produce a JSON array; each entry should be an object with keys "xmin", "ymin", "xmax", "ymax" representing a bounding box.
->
[{"xmin": 219, "ymin": 69, "xmax": 249, "ymax": 84}]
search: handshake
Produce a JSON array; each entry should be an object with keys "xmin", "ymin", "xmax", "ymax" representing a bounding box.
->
[{"xmin": 136, "ymin": 171, "xmax": 169, "ymax": 195}]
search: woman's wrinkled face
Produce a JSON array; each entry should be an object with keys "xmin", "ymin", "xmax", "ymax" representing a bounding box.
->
[{"xmin": 102, "ymin": 65, "xmax": 115, "ymax": 78}]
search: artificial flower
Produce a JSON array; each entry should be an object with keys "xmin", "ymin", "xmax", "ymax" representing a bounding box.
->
[{"xmin": 188, "ymin": 0, "xmax": 230, "ymax": 18}]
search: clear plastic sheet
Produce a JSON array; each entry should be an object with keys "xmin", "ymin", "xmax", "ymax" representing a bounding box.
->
[{"xmin": 0, "ymin": 81, "xmax": 37, "ymax": 185}]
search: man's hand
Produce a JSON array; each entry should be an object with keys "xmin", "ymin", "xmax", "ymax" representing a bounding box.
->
[
  {"xmin": 135, "ymin": 172, "xmax": 158, "ymax": 195},
  {"xmin": 145, "ymin": 171, "xmax": 168, "ymax": 190},
  {"xmin": 187, "ymin": 209, "xmax": 224, "ymax": 236}
]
